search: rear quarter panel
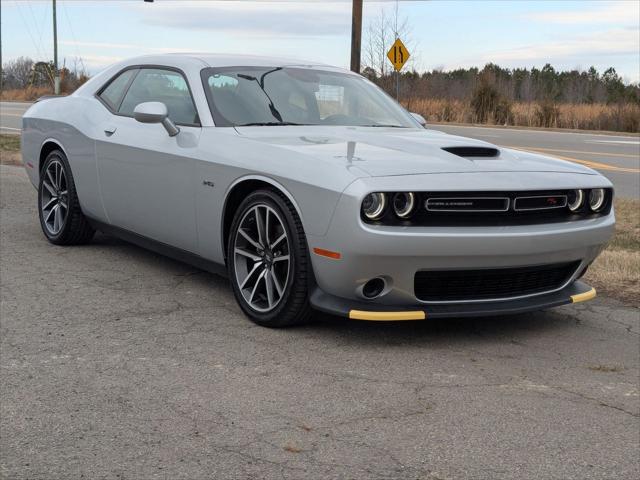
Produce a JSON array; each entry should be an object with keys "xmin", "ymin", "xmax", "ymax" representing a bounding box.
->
[{"xmin": 22, "ymin": 96, "xmax": 111, "ymax": 221}]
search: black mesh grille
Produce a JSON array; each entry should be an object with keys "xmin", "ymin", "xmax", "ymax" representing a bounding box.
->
[{"xmin": 414, "ymin": 261, "xmax": 580, "ymax": 301}]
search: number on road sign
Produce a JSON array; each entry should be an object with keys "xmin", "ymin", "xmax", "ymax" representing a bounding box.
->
[{"xmin": 387, "ymin": 38, "xmax": 410, "ymax": 72}]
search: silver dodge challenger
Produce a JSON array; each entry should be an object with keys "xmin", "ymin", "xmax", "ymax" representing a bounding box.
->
[{"xmin": 21, "ymin": 54, "xmax": 614, "ymax": 326}]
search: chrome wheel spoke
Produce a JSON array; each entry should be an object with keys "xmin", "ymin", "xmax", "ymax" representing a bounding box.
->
[
  {"xmin": 47, "ymin": 169, "xmax": 57, "ymax": 190},
  {"xmin": 270, "ymin": 232, "xmax": 286, "ymax": 250},
  {"xmin": 249, "ymin": 270, "xmax": 266, "ymax": 304},
  {"xmin": 239, "ymin": 262, "xmax": 262, "ymax": 290},
  {"xmin": 45, "ymin": 204, "xmax": 58, "ymax": 224},
  {"xmin": 42, "ymin": 197, "xmax": 57, "ymax": 211},
  {"xmin": 254, "ymin": 207, "xmax": 266, "ymax": 247},
  {"xmin": 270, "ymin": 269, "xmax": 284, "ymax": 297},
  {"xmin": 54, "ymin": 204, "xmax": 63, "ymax": 232},
  {"xmin": 264, "ymin": 271, "xmax": 275, "ymax": 308},
  {"xmin": 43, "ymin": 180, "xmax": 56, "ymax": 196},
  {"xmin": 235, "ymin": 248, "xmax": 261, "ymax": 262},
  {"xmin": 239, "ymin": 228, "xmax": 261, "ymax": 250},
  {"xmin": 273, "ymin": 254, "xmax": 290, "ymax": 263}
]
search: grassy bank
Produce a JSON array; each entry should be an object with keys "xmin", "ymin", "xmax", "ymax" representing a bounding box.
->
[
  {"xmin": 585, "ymin": 199, "xmax": 639, "ymax": 305},
  {"xmin": 0, "ymin": 134, "xmax": 21, "ymax": 166},
  {"xmin": 0, "ymin": 134, "xmax": 637, "ymax": 306},
  {"xmin": 0, "ymin": 87, "xmax": 53, "ymax": 102}
]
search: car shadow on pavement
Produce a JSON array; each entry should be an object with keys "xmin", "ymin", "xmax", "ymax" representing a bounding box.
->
[{"xmin": 91, "ymin": 233, "xmax": 578, "ymax": 345}]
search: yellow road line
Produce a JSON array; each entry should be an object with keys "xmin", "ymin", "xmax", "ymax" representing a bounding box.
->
[
  {"xmin": 571, "ymin": 288, "xmax": 596, "ymax": 304},
  {"xmin": 506, "ymin": 146, "xmax": 640, "ymax": 173},
  {"xmin": 349, "ymin": 310, "xmax": 426, "ymax": 321}
]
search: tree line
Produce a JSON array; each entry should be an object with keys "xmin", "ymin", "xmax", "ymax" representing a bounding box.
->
[
  {"xmin": 1, "ymin": 56, "xmax": 89, "ymax": 93},
  {"xmin": 365, "ymin": 63, "xmax": 639, "ymax": 106}
]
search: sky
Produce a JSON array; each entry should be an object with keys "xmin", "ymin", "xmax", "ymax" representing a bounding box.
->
[{"xmin": 1, "ymin": 0, "xmax": 639, "ymax": 83}]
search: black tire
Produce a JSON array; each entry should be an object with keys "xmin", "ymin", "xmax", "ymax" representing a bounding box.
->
[
  {"xmin": 227, "ymin": 189, "xmax": 312, "ymax": 327},
  {"xmin": 38, "ymin": 149, "xmax": 95, "ymax": 245}
]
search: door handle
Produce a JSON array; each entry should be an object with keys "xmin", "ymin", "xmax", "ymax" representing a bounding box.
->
[{"xmin": 104, "ymin": 126, "xmax": 117, "ymax": 136}]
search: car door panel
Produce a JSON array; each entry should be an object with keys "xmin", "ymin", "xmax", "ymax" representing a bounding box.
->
[
  {"xmin": 95, "ymin": 118, "xmax": 201, "ymax": 252},
  {"xmin": 94, "ymin": 67, "xmax": 202, "ymax": 253}
]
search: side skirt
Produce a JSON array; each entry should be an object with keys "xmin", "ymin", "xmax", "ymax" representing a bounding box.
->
[{"xmin": 88, "ymin": 219, "xmax": 228, "ymax": 278}]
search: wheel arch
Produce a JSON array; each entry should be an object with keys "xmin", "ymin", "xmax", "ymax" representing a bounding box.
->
[
  {"xmin": 38, "ymin": 138, "xmax": 68, "ymax": 173},
  {"xmin": 221, "ymin": 175, "xmax": 305, "ymax": 262}
]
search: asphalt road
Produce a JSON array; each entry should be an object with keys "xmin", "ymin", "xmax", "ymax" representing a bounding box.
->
[
  {"xmin": 430, "ymin": 124, "xmax": 640, "ymax": 199},
  {"xmin": 1, "ymin": 164, "xmax": 639, "ymax": 479}
]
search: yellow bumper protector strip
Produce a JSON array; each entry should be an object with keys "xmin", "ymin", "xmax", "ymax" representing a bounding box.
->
[
  {"xmin": 348, "ymin": 310, "xmax": 426, "ymax": 321},
  {"xmin": 571, "ymin": 288, "xmax": 596, "ymax": 304}
]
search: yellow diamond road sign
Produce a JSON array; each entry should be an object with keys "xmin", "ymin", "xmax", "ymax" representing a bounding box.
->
[{"xmin": 387, "ymin": 38, "xmax": 410, "ymax": 72}]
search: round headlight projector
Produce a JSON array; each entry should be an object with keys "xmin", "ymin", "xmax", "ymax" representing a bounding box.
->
[
  {"xmin": 393, "ymin": 192, "xmax": 416, "ymax": 218},
  {"xmin": 567, "ymin": 189, "xmax": 584, "ymax": 212},
  {"xmin": 362, "ymin": 192, "xmax": 387, "ymax": 220},
  {"xmin": 589, "ymin": 188, "xmax": 606, "ymax": 212}
]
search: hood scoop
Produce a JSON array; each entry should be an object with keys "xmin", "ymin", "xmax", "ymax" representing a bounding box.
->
[{"xmin": 442, "ymin": 146, "xmax": 500, "ymax": 158}]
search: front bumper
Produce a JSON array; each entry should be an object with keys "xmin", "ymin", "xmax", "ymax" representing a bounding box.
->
[
  {"xmin": 310, "ymin": 280, "xmax": 596, "ymax": 320},
  {"xmin": 306, "ymin": 173, "xmax": 614, "ymax": 308}
]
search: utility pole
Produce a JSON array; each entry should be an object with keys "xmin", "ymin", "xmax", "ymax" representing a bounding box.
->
[
  {"xmin": 53, "ymin": 0, "xmax": 60, "ymax": 94},
  {"xmin": 350, "ymin": 0, "xmax": 362, "ymax": 73}
]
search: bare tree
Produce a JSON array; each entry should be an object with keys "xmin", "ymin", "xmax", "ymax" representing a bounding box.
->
[
  {"xmin": 362, "ymin": 6, "xmax": 417, "ymax": 79},
  {"xmin": 2, "ymin": 57, "xmax": 35, "ymax": 89}
]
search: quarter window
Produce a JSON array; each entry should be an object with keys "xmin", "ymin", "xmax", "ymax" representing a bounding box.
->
[
  {"xmin": 118, "ymin": 68, "xmax": 199, "ymax": 126},
  {"xmin": 98, "ymin": 69, "xmax": 137, "ymax": 111}
]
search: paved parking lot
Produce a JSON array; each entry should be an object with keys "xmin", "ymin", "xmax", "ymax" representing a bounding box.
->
[{"xmin": 1, "ymin": 164, "xmax": 639, "ymax": 479}]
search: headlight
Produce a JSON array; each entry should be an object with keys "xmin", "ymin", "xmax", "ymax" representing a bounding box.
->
[
  {"xmin": 362, "ymin": 193, "xmax": 387, "ymax": 220},
  {"xmin": 393, "ymin": 192, "xmax": 416, "ymax": 218},
  {"xmin": 567, "ymin": 189, "xmax": 584, "ymax": 212},
  {"xmin": 589, "ymin": 188, "xmax": 606, "ymax": 212}
]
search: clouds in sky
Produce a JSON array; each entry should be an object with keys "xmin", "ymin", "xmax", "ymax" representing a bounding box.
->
[
  {"xmin": 137, "ymin": 1, "xmax": 352, "ymax": 36},
  {"xmin": 1, "ymin": 0, "xmax": 638, "ymax": 82}
]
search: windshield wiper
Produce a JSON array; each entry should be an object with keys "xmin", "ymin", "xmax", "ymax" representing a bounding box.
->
[
  {"xmin": 237, "ymin": 68, "xmax": 285, "ymax": 123},
  {"xmin": 237, "ymin": 122, "xmax": 302, "ymax": 126}
]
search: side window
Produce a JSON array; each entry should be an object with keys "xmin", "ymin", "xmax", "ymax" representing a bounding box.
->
[
  {"xmin": 98, "ymin": 69, "xmax": 137, "ymax": 111},
  {"xmin": 118, "ymin": 68, "xmax": 199, "ymax": 125}
]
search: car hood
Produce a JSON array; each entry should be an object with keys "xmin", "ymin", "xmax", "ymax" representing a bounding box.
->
[{"xmin": 234, "ymin": 126, "xmax": 597, "ymax": 177}]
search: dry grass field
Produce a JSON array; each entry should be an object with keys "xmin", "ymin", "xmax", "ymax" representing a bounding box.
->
[
  {"xmin": 0, "ymin": 87, "xmax": 53, "ymax": 102},
  {"xmin": 404, "ymin": 98, "xmax": 640, "ymax": 133},
  {"xmin": 0, "ymin": 134, "xmax": 637, "ymax": 305}
]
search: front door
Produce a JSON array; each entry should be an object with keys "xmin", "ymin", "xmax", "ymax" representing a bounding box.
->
[{"xmin": 94, "ymin": 67, "xmax": 202, "ymax": 253}]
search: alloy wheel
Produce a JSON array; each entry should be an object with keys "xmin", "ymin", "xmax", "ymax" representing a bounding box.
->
[
  {"xmin": 233, "ymin": 204, "xmax": 291, "ymax": 313},
  {"xmin": 40, "ymin": 159, "xmax": 68, "ymax": 235}
]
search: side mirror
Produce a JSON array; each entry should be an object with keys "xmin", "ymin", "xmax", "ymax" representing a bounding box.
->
[
  {"xmin": 410, "ymin": 112, "xmax": 427, "ymax": 128},
  {"xmin": 133, "ymin": 101, "xmax": 180, "ymax": 137}
]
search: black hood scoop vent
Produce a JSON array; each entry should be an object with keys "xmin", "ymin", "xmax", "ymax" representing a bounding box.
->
[{"xmin": 442, "ymin": 146, "xmax": 500, "ymax": 158}]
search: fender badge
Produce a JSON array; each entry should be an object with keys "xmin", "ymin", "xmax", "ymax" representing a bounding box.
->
[{"xmin": 202, "ymin": 180, "xmax": 215, "ymax": 188}]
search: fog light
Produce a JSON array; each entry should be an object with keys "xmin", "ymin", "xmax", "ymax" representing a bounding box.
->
[
  {"xmin": 567, "ymin": 189, "xmax": 584, "ymax": 212},
  {"xmin": 393, "ymin": 192, "xmax": 416, "ymax": 218},
  {"xmin": 362, "ymin": 277, "xmax": 386, "ymax": 299},
  {"xmin": 589, "ymin": 188, "xmax": 606, "ymax": 212},
  {"xmin": 362, "ymin": 193, "xmax": 387, "ymax": 220}
]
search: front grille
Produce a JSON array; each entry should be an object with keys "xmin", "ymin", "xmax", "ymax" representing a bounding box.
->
[
  {"xmin": 414, "ymin": 261, "xmax": 580, "ymax": 301},
  {"xmin": 361, "ymin": 189, "xmax": 613, "ymax": 227}
]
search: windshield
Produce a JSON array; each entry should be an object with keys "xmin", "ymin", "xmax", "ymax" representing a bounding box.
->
[{"xmin": 201, "ymin": 66, "xmax": 418, "ymax": 128}]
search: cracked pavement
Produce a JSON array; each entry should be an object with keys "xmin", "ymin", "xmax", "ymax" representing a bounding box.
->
[{"xmin": 1, "ymin": 165, "xmax": 639, "ymax": 479}]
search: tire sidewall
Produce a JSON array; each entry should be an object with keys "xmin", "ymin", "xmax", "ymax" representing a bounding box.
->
[{"xmin": 227, "ymin": 190, "xmax": 306, "ymax": 325}]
